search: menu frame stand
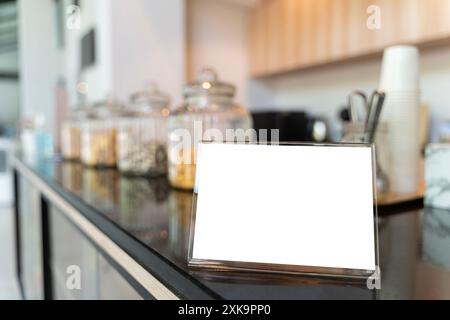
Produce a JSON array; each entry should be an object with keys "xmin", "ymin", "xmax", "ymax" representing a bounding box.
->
[{"xmin": 187, "ymin": 141, "xmax": 380, "ymax": 281}]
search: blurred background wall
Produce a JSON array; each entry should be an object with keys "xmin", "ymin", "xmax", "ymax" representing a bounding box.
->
[{"xmin": 6, "ymin": 0, "xmax": 450, "ymax": 140}]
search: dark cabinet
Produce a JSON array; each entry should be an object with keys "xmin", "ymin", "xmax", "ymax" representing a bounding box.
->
[
  {"xmin": 98, "ymin": 255, "xmax": 142, "ymax": 300},
  {"xmin": 16, "ymin": 172, "xmax": 144, "ymax": 300},
  {"xmin": 49, "ymin": 205, "xmax": 141, "ymax": 300},
  {"xmin": 50, "ymin": 205, "xmax": 99, "ymax": 299}
]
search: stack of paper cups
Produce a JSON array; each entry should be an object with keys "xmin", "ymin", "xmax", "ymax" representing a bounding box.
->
[{"xmin": 379, "ymin": 45, "xmax": 421, "ymax": 194}]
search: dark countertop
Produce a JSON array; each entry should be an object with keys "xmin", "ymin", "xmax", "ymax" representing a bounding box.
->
[{"xmin": 14, "ymin": 157, "xmax": 450, "ymax": 299}]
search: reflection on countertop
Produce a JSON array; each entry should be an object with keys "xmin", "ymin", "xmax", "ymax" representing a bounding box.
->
[{"xmin": 22, "ymin": 157, "xmax": 450, "ymax": 299}]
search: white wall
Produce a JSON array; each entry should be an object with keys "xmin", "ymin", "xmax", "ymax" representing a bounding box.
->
[
  {"xmin": 62, "ymin": 0, "xmax": 114, "ymax": 105},
  {"xmin": 110, "ymin": 0, "xmax": 185, "ymax": 103},
  {"xmin": 18, "ymin": 0, "xmax": 61, "ymax": 130},
  {"xmin": 19, "ymin": 0, "xmax": 187, "ymax": 132},
  {"xmin": 62, "ymin": 0, "xmax": 185, "ymax": 107},
  {"xmin": 187, "ymin": 0, "xmax": 249, "ymax": 106}
]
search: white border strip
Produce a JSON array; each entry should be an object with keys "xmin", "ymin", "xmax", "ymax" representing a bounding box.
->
[{"xmin": 13, "ymin": 159, "xmax": 179, "ymax": 300}]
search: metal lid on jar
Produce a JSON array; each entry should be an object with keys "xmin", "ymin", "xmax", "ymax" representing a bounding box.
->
[
  {"xmin": 129, "ymin": 82, "xmax": 170, "ymax": 115},
  {"xmin": 183, "ymin": 68, "xmax": 235, "ymax": 98}
]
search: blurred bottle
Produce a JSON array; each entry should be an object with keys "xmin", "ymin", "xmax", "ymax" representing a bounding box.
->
[
  {"xmin": 20, "ymin": 115, "xmax": 53, "ymax": 162},
  {"xmin": 34, "ymin": 115, "xmax": 54, "ymax": 159}
]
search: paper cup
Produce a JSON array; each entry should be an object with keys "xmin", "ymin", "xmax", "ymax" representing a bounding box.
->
[{"xmin": 379, "ymin": 46, "xmax": 420, "ymax": 91}]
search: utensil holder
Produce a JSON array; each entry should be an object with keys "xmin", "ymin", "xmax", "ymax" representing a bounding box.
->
[{"xmin": 341, "ymin": 121, "xmax": 390, "ymax": 194}]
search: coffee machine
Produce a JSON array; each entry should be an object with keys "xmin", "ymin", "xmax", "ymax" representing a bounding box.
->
[{"xmin": 251, "ymin": 111, "xmax": 328, "ymax": 143}]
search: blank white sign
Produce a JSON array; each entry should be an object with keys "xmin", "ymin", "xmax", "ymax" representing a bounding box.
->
[{"xmin": 192, "ymin": 143, "xmax": 376, "ymax": 272}]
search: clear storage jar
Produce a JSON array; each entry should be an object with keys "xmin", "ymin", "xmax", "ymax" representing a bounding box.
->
[
  {"xmin": 168, "ymin": 68, "xmax": 253, "ymax": 190},
  {"xmin": 117, "ymin": 85, "xmax": 170, "ymax": 177},
  {"xmin": 81, "ymin": 99, "xmax": 123, "ymax": 168},
  {"xmin": 61, "ymin": 107, "xmax": 87, "ymax": 161}
]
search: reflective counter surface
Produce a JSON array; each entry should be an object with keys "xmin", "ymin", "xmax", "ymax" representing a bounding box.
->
[{"xmin": 19, "ymin": 158, "xmax": 450, "ymax": 299}]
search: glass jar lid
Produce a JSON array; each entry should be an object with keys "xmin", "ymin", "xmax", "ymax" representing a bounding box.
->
[
  {"xmin": 183, "ymin": 68, "xmax": 235, "ymax": 98},
  {"xmin": 129, "ymin": 82, "xmax": 170, "ymax": 116},
  {"xmin": 91, "ymin": 96, "xmax": 125, "ymax": 119},
  {"xmin": 74, "ymin": 106, "xmax": 87, "ymax": 117},
  {"xmin": 68, "ymin": 103, "xmax": 90, "ymax": 120}
]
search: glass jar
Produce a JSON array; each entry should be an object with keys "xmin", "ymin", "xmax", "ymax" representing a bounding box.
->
[
  {"xmin": 117, "ymin": 84, "xmax": 170, "ymax": 177},
  {"xmin": 81, "ymin": 99, "xmax": 123, "ymax": 168},
  {"xmin": 168, "ymin": 68, "xmax": 253, "ymax": 190},
  {"xmin": 61, "ymin": 106, "xmax": 88, "ymax": 161}
]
